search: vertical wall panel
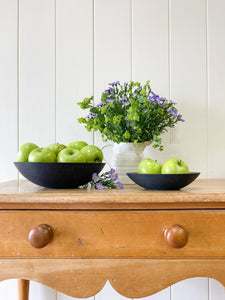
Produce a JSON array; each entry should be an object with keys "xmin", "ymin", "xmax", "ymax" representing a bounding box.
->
[
  {"xmin": 171, "ymin": 278, "xmax": 208, "ymax": 300},
  {"xmin": 56, "ymin": 0, "xmax": 93, "ymax": 146},
  {"xmin": 132, "ymin": 0, "xmax": 170, "ymax": 164},
  {"xmin": 210, "ymin": 278, "xmax": 225, "ymax": 300},
  {"xmin": 94, "ymin": 0, "xmax": 131, "ymax": 155},
  {"xmin": 170, "ymin": 0, "xmax": 207, "ymax": 178},
  {"xmin": 19, "ymin": 0, "xmax": 55, "ymax": 147},
  {"xmin": 19, "ymin": 0, "xmax": 57, "ymax": 298},
  {"xmin": 134, "ymin": 288, "xmax": 170, "ymax": 300},
  {"xmin": 208, "ymin": 0, "xmax": 225, "ymax": 178},
  {"xmin": 0, "ymin": 280, "xmax": 18, "ymax": 299},
  {"xmin": 29, "ymin": 281, "xmax": 56, "ymax": 300},
  {"xmin": 0, "ymin": 0, "xmax": 17, "ymax": 181},
  {"xmin": 94, "ymin": 0, "xmax": 131, "ymax": 98},
  {"xmin": 95, "ymin": 281, "xmax": 130, "ymax": 300},
  {"xmin": 57, "ymin": 291, "xmax": 94, "ymax": 300}
]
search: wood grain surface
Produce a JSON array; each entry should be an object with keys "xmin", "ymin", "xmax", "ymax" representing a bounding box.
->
[
  {"xmin": 0, "ymin": 258, "xmax": 224, "ymax": 298},
  {"xmin": 0, "ymin": 210, "xmax": 224, "ymax": 258},
  {"xmin": 0, "ymin": 179, "xmax": 225, "ymax": 209}
]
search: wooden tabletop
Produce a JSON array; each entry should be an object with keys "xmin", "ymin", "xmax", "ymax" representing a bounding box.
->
[{"xmin": 0, "ymin": 179, "xmax": 225, "ymax": 210}]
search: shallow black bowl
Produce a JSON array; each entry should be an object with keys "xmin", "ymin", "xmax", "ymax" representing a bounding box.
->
[
  {"xmin": 14, "ymin": 162, "xmax": 105, "ymax": 189},
  {"xmin": 126, "ymin": 172, "xmax": 200, "ymax": 190}
]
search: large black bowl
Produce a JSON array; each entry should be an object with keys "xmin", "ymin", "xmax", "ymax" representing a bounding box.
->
[
  {"xmin": 126, "ymin": 172, "xmax": 200, "ymax": 190},
  {"xmin": 14, "ymin": 162, "xmax": 105, "ymax": 189}
]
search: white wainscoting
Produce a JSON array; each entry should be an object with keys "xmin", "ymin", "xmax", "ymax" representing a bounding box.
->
[{"xmin": 0, "ymin": 0, "xmax": 225, "ymax": 299}]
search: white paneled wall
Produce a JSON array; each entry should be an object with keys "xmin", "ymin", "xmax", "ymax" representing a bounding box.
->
[{"xmin": 1, "ymin": 0, "xmax": 225, "ymax": 299}]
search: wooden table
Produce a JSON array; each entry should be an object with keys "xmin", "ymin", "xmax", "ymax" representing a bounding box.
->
[{"xmin": 0, "ymin": 179, "xmax": 225, "ymax": 300}]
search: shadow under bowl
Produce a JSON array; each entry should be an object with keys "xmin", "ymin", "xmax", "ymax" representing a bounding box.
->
[
  {"xmin": 126, "ymin": 172, "xmax": 200, "ymax": 190},
  {"xmin": 14, "ymin": 162, "xmax": 105, "ymax": 189}
]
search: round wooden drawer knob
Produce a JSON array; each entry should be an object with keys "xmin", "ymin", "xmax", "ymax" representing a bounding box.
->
[
  {"xmin": 28, "ymin": 224, "xmax": 53, "ymax": 249},
  {"xmin": 164, "ymin": 225, "xmax": 188, "ymax": 248}
]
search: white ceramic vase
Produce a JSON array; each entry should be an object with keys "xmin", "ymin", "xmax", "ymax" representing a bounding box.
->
[{"xmin": 111, "ymin": 142, "xmax": 147, "ymax": 184}]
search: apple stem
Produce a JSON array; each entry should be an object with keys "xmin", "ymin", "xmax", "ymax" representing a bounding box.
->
[{"xmin": 178, "ymin": 160, "xmax": 182, "ymax": 166}]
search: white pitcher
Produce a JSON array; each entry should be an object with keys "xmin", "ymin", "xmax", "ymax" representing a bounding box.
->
[{"xmin": 103, "ymin": 142, "xmax": 149, "ymax": 184}]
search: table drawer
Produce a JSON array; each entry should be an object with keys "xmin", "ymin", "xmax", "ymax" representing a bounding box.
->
[{"xmin": 0, "ymin": 210, "xmax": 224, "ymax": 258}]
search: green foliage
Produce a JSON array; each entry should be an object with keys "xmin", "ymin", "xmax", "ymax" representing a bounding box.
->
[{"xmin": 77, "ymin": 81, "xmax": 184, "ymax": 150}]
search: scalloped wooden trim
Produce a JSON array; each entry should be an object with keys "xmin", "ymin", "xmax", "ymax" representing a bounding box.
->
[{"xmin": 0, "ymin": 259, "xmax": 224, "ymax": 298}]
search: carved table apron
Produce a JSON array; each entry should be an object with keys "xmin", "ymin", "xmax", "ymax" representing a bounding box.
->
[{"xmin": 0, "ymin": 179, "xmax": 225, "ymax": 300}]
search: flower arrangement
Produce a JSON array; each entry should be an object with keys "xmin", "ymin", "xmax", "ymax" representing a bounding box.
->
[
  {"xmin": 77, "ymin": 81, "xmax": 184, "ymax": 150},
  {"xmin": 81, "ymin": 168, "xmax": 124, "ymax": 190}
]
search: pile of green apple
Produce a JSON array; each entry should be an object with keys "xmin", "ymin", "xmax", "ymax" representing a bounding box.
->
[
  {"xmin": 17, "ymin": 141, "xmax": 103, "ymax": 163},
  {"xmin": 138, "ymin": 158, "xmax": 189, "ymax": 174}
]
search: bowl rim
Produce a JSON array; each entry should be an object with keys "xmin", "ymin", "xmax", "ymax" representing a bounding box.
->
[
  {"xmin": 14, "ymin": 162, "xmax": 106, "ymax": 165},
  {"xmin": 127, "ymin": 172, "xmax": 200, "ymax": 176}
]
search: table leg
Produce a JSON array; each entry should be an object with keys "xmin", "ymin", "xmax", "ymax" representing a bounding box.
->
[{"xmin": 18, "ymin": 279, "xmax": 30, "ymax": 300}]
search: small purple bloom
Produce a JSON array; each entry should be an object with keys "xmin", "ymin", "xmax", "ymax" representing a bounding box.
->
[
  {"xmin": 136, "ymin": 87, "xmax": 142, "ymax": 92},
  {"xmin": 104, "ymin": 87, "xmax": 113, "ymax": 94},
  {"xmin": 151, "ymin": 91, "xmax": 159, "ymax": 97},
  {"xmin": 148, "ymin": 96, "xmax": 158, "ymax": 104},
  {"xmin": 109, "ymin": 168, "xmax": 116, "ymax": 174},
  {"xmin": 109, "ymin": 81, "xmax": 119, "ymax": 86},
  {"xmin": 92, "ymin": 173, "xmax": 100, "ymax": 182},
  {"xmin": 106, "ymin": 99, "xmax": 114, "ymax": 104},
  {"xmin": 97, "ymin": 101, "xmax": 105, "ymax": 107},
  {"xmin": 169, "ymin": 109, "xmax": 178, "ymax": 117},
  {"xmin": 124, "ymin": 81, "xmax": 128, "ymax": 85},
  {"xmin": 85, "ymin": 112, "xmax": 97, "ymax": 119},
  {"xmin": 115, "ymin": 181, "xmax": 124, "ymax": 189},
  {"xmin": 96, "ymin": 182, "xmax": 104, "ymax": 190},
  {"xmin": 159, "ymin": 103, "xmax": 168, "ymax": 109},
  {"xmin": 115, "ymin": 80, "xmax": 120, "ymax": 84},
  {"xmin": 169, "ymin": 100, "xmax": 177, "ymax": 105},
  {"xmin": 121, "ymin": 96, "xmax": 127, "ymax": 101},
  {"xmin": 122, "ymin": 101, "xmax": 130, "ymax": 107},
  {"xmin": 178, "ymin": 115, "xmax": 185, "ymax": 122},
  {"xmin": 110, "ymin": 172, "xmax": 118, "ymax": 181}
]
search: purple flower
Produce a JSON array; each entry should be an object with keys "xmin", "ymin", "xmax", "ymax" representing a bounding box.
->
[
  {"xmin": 106, "ymin": 99, "xmax": 114, "ymax": 104},
  {"xmin": 121, "ymin": 96, "xmax": 127, "ymax": 101},
  {"xmin": 109, "ymin": 168, "xmax": 116, "ymax": 174},
  {"xmin": 169, "ymin": 100, "xmax": 177, "ymax": 105},
  {"xmin": 148, "ymin": 96, "xmax": 158, "ymax": 104},
  {"xmin": 122, "ymin": 101, "xmax": 130, "ymax": 107},
  {"xmin": 85, "ymin": 112, "xmax": 97, "ymax": 119},
  {"xmin": 104, "ymin": 87, "xmax": 113, "ymax": 94},
  {"xmin": 115, "ymin": 181, "xmax": 124, "ymax": 189},
  {"xmin": 151, "ymin": 91, "xmax": 159, "ymax": 97},
  {"xmin": 159, "ymin": 103, "xmax": 168, "ymax": 109},
  {"xmin": 110, "ymin": 172, "xmax": 118, "ymax": 181},
  {"xmin": 136, "ymin": 87, "xmax": 142, "ymax": 92},
  {"xmin": 92, "ymin": 173, "xmax": 100, "ymax": 182},
  {"xmin": 96, "ymin": 182, "xmax": 104, "ymax": 190},
  {"xmin": 109, "ymin": 81, "xmax": 119, "ymax": 86},
  {"xmin": 97, "ymin": 101, "xmax": 105, "ymax": 107},
  {"xmin": 178, "ymin": 115, "xmax": 185, "ymax": 122},
  {"xmin": 169, "ymin": 109, "xmax": 178, "ymax": 117}
]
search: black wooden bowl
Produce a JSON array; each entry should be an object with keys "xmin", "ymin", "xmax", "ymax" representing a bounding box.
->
[
  {"xmin": 126, "ymin": 172, "xmax": 200, "ymax": 190},
  {"xmin": 14, "ymin": 162, "xmax": 105, "ymax": 189}
]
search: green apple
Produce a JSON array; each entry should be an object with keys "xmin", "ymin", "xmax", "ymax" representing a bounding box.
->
[
  {"xmin": 17, "ymin": 143, "xmax": 39, "ymax": 162},
  {"xmin": 161, "ymin": 158, "xmax": 189, "ymax": 174},
  {"xmin": 48, "ymin": 143, "xmax": 66, "ymax": 155},
  {"xmin": 67, "ymin": 141, "xmax": 88, "ymax": 150},
  {"xmin": 57, "ymin": 148, "xmax": 86, "ymax": 163},
  {"xmin": 138, "ymin": 158, "xmax": 162, "ymax": 174},
  {"xmin": 28, "ymin": 148, "xmax": 56, "ymax": 163},
  {"xmin": 80, "ymin": 145, "xmax": 103, "ymax": 163}
]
